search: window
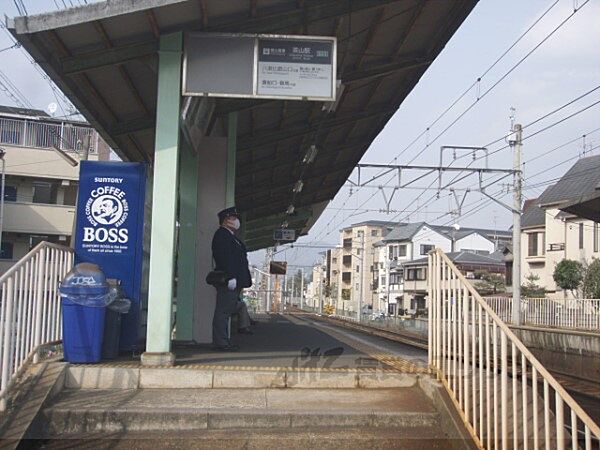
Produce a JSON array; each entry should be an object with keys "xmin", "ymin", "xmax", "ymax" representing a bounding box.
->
[
  {"xmin": 389, "ymin": 244, "xmax": 408, "ymax": 259},
  {"xmin": 371, "ymin": 229, "xmax": 378, "ymax": 237},
  {"xmin": 542, "ymin": 232, "xmax": 546, "ymax": 254},
  {"xmin": 356, "ymin": 248, "xmax": 361, "ymax": 255},
  {"xmin": 390, "ymin": 272, "xmax": 403, "ymax": 285},
  {"xmin": 342, "ymin": 255, "xmax": 352, "ymax": 266},
  {"xmin": 406, "ymin": 268, "xmax": 427, "ymax": 281},
  {"xmin": 528, "ymin": 233, "xmax": 539, "ymax": 256},
  {"xmin": 3, "ymin": 185, "xmax": 17, "ymax": 202},
  {"xmin": 356, "ymin": 265, "xmax": 360, "ymax": 273},
  {"xmin": 580, "ymin": 223, "xmax": 584, "ymax": 249},
  {"xmin": 342, "ymin": 272, "xmax": 351, "ymax": 282},
  {"xmin": 0, "ymin": 242, "xmax": 14, "ymax": 260},
  {"xmin": 420, "ymin": 244, "xmax": 434, "ymax": 255},
  {"xmin": 380, "ymin": 276, "xmax": 386, "ymax": 286},
  {"xmin": 399, "ymin": 245, "xmax": 407, "ymax": 257},
  {"xmin": 332, "ymin": 257, "xmax": 337, "ymax": 264},
  {"xmin": 355, "ymin": 283, "xmax": 359, "ymax": 290},
  {"xmin": 343, "ymin": 238, "xmax": 352, "ymax": 248},
  {"xmin": 595, "ymin": 223, "xmax": 599, "ymax": 253},
  {"xmin": 33, "ymin": 181, "xmax": 58, "ymax": 204}
]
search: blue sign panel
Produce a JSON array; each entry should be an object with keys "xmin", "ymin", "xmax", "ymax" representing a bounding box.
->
[{"xmin": 75, "ymin": 161, "xmax": 146, "ymax": 351}]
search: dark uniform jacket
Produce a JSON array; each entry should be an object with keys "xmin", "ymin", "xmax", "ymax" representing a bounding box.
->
[{"xmin": 211, "ymin": 227, "xmax": 252, "ymax": 288}]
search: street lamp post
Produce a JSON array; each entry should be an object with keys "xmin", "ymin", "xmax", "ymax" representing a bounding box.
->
[{"xmin": 0, "ymin": 148, "xmax": 6, "ymax": 258}]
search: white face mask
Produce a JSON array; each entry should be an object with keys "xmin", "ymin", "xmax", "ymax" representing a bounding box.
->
[{"xmin": 230, "ymin": 218, "xmax": 241, "ymax": 230}]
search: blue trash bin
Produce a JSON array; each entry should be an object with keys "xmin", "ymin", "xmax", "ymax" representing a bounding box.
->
[{"xmin": 60, "ymin": 263, "xmax": 109, "ymax": 363}]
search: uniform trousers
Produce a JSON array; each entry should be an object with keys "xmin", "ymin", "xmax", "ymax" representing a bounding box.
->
[{"xmin": 212, "ymin": 287, "xmax": 251, "ymax": 347}]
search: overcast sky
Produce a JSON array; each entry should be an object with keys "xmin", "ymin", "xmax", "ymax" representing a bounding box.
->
[{"xmin": 1, "ymin": 0, "xmax": 599, "ymax": 268}]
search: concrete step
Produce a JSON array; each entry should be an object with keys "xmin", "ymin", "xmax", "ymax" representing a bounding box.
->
[
  {"xmin": 36, "ymin": 427, "xmax": 455, "ymax": 449},
  {"xmin": 64, "ymin": 364, "xmax": 423, "ymax": 389},
  {"xmin": 37, "ymin": 387, "xmax": 441, "ymax": 436}
]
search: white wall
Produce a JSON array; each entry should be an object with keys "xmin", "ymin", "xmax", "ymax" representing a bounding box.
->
[
  {"xmin": 194, "ymin": 137, "xmax": 227, "ymax": 343},
  {"xmin": 455, "ymin": 233, "xmax": 495, "ymax": 253},
  {"xmin": 411, "ymin": 226, "xmax": 451, "ymax": 258}
]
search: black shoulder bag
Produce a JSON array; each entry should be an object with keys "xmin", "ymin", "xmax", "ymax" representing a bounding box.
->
[{"xmin": 206, "ymin": 258, "xmax": 228, "ymax": 287}]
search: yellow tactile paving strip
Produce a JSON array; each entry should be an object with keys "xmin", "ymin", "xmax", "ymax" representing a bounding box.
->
[
  {"xmin": 286, "ymin": 314, "xmax": 430, "ymax": 374},
  {"xmin": 70, "ymin": 313, "xmax": 427, "ymax": 375}
]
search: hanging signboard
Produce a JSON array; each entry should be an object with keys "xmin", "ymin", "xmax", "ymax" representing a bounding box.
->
[
  {"xmin": 183, "ymin": 33, "xmax": 336, "ymax": 101},
  {"xmin": 270, "ymin": 261, "xmax": 288, "ymax": 275},
  {"xmin": 273, "ymin": 228, "xmax": 296, "ymax": 241}
]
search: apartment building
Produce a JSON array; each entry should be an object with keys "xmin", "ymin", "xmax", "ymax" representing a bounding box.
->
[
  {"xmin": 521, "ymin": 155, "xmax": 600, "ymax": 295},
  {"xmin": 402, "ymin": 251, "xmax": 506, "ymax": 313},
  {"xmin": 0, "ymin": 106, "xmax": 109, "ymax": 273},
  {"xmin": 373, "ymin": 222, "xmax": 511, "ymax": 315},
  {"xmin": 335, "ymin": 221, "xmax": 396, "ymax": 315}
]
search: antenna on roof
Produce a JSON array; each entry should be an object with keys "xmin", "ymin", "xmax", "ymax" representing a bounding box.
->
[{"xmin": 47, "ymin": 102, "xmax": 58, "ymax": 116}]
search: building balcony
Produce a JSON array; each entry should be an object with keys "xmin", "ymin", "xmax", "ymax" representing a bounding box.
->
[{"xmin": 3, "ymin": 202, "xmax": 75, "ymax": 235}]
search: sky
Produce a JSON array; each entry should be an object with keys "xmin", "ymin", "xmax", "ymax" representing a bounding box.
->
[{"xmin": 1, "ymin": 0, "xmax": 599, "ymax": 268}]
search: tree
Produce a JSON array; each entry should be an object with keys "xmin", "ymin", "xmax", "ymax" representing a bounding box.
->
[
  {"xmin": 474, "ymin": 273, "xmax": 506, "ymax": 296},
  {"xmin": 553, "ymin": 259, "xmax": 584, "ymax": 296},
  {"xmin": 583, "ymin": 258, "xmax": 600, "ymax": 298},
  {"xmin": 521, "ymin": 273, "xmax": 545, "ymax": 298}
]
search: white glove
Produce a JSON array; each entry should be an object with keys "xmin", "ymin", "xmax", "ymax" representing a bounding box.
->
[{"xmin": 227, "ymin": 278, "xmax": 237, "ymax": 291}]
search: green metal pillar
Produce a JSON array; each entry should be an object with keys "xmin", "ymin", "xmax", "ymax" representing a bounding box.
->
[
  {"xmin": 142, "ymin": 32, "xmax": 183, "ymax": 365},
  {"xmin": 226, "ymin": 112, "xmax": 237, "ymax": 207},
  {"xmin": 175, "ymin": 137, "xmax": 198, "ymax": 341}
]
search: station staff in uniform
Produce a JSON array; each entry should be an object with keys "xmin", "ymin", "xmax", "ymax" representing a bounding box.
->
[{"xmin": 211, "ymin": 207, "xmax": 253, "ymax": 351}]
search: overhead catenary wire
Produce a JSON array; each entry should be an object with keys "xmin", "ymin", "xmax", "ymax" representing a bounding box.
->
[
  {"xmin": 406, "ymin": 0, "xmax": 591, "ymax": 165},
  {"xmin": 293, "ymin": 0, "xmax": 569, "ymax": 254}
]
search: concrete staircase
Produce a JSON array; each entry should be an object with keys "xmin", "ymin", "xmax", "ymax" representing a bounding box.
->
[{"xmin": 23, "ymin": 365, "xmax": 475, "ymax": 449}]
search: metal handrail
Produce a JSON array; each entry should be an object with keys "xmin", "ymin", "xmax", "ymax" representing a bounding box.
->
[
  {"xmin": 0, "ymin": 241, "xmax": 73, "ymax": 410},
  {"xmin": 428, "ymin": 248, "xmax": 600, "ymax": 449}
]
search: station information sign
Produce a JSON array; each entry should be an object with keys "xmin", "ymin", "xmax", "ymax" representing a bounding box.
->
[
  {"xmin": 183, "ymin": 33, "xmax": 336, "ymax": 101},
  {"xmin": 273, "ymin": 228, "xmax": 296, "ymax": 241}
]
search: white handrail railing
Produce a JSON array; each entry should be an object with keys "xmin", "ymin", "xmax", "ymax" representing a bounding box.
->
[
  {"xmin": 0, "ymin": 242, "xmax": 73, "ymax": 410},
  {"xmin": 429, "ymin": 249, "xmax": 600, "ymax": 449}
]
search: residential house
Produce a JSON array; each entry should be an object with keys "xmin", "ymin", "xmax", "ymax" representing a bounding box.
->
[
  {"xmin": 521, "ymin": 155, "xmax": 600, "ymax": 295},
  {"xmin": 373, "ymin": 222, "xmax": 510, "ymax": 315},
  {"xmin": 0, "ymin": 106, "xmax": 109, "ymax": 274},
  {"xmin": 401, "ymin": 251, "xmax": 506, "ymax": 313}
]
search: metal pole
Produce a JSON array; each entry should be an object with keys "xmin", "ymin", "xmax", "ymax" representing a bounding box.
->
[
  {"xmin": 291, "ymin": 272, "xmax": 295, "ymax": 307},
  {"xmin": 358, "ymin": 232, "xmax": 364, "ymax": 322},
  {"xmin": 300, "ymin": 268, "xmax": 304, "ymax": 310},
  {"xmin": 318, "ymin": 264, "xmax": 323, "ymax": 314},
  {"xmin": 512, "ymin": 124, "xmax": 522, "ymax": 325},
  {"xmin": 0, "ymin": 149, "xmax": 5, "ymax": 256}
]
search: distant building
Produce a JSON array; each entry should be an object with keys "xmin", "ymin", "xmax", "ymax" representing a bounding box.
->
[
  {"xmin": 373, "ymin": 222, "xmax": 511, "ymax": 315},
  {"xmin": 0, "ymin": 105, "xmax": 109, "ymax": 273},
  {"xmin": 521, "ymin": 155, "xmax": 600, "ymax": 296},
  {"xmin": 334, "ymin": 221, "xmax": 397, "ymax": 316},
  {"xmin": 402, "ymin": 251, "xmax": 506, "ymax": 313}
]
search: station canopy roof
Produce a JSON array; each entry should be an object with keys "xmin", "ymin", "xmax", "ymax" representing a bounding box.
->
[{"xmin": 9, "ymin": 0, "xmax": 477, "ymax": 251}]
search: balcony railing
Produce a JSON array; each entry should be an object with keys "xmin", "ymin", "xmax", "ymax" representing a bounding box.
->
[{"xmin": 0, "ymin": 117, "xmax": 98, "ymax": 153}]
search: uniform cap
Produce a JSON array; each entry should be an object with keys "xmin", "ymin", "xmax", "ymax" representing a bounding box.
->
[{"xmin": 218, "ymin": 206, "xmax": 239, "ymax": 223}]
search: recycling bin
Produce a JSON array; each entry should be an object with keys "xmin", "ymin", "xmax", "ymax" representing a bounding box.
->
[
  {"xmin": 60, "ymin": 263, "xmax": 109, "ymax": 363},
  {"xmin": 102, "ymin": 281, "xmax": 131, "ymax": 360}
]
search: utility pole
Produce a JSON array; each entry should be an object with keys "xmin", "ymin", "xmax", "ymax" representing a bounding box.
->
[
  {"xmin": 318, "ymin": 262, "xmax": 324, "ymax": 314},
  {"xmin": 0, "ymin": 148, "xmax": 5, "ymax": 257},
  {"xmin": 291, "ymin": 272, "xmax": 295, "ymax": 307},
  {"xmin": 512, "ymin": 124, "xmax": 523, "ymax": 325},
  {"xmin": 357, "ymin": 231, "xmax": 365, "ymax": 322},
  {"xmin": 300, "ymin": 268, "xmax": 304, "ymax": 310}
]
